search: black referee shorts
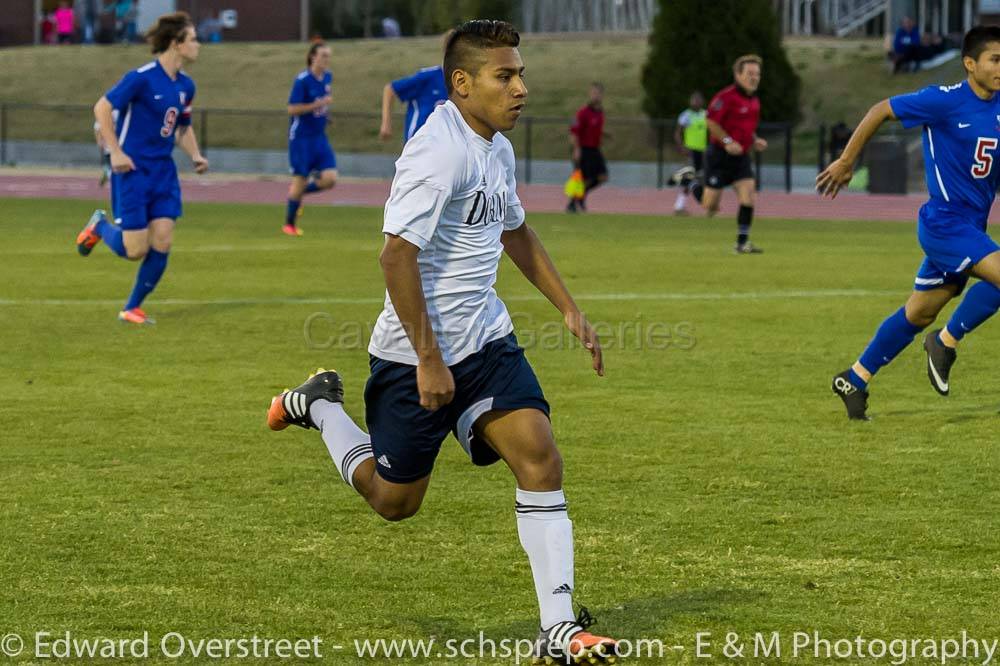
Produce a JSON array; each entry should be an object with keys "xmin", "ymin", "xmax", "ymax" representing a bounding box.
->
[
  {"xmin": 704, "ymin": 144, "xmax": 753, "ymax": 189},
  {"xmin": 579, "ymin": 147, "xmax": 608, "ymax": 183}
]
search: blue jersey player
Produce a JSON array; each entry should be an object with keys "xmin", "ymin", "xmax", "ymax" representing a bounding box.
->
[
  {"xmin": 76, "ymin": 12, "xmax": 207, "ymax": 325},
  {"xmin": 283, "ymin": 42, "xmax": 337, "ymax": 237},
  {"xmin": 378, "ymin": 32, "xmax": 451, "ymax": 144},
  {"xmin": 379, "ymin": 65, "xmax": 447, "ymax": 143},
  {"xmin": 818, "ymin": 26, "xmax": 1000, "ymax": 420}
]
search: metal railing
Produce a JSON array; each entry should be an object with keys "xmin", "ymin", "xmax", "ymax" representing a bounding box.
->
[{"xmin": 0, "ymin": 102, "xmax": 797, "ymax": 192}]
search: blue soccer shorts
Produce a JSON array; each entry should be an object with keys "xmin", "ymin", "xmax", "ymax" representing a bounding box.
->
[
  {"xmin": 113, "ymin": 158, "xmax": 182, "ymax": 230},
  {"xmin": 363, "ymin": 333, "xmax": 550, "ymax": 484},
  {"xmin": 914, "ymin": 202, "xmax": 1000, "ymax": 295},
  {"xmin": 288, "ymin": 135, "xmax": 337, "ymax": 177}
]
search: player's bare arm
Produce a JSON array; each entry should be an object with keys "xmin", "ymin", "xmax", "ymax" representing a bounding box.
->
[
  {"xmin": 379, "ymin": 83, "xmax": 395, "ymax": 140},
  {"xmin": 94, "ymin": 96, "xmax": 134, "ymax": 172},
  {"xmin": 816, "ymin": 99, "xmax": 896, "ymax": 198},
  {"xmin": 707, "ymin": 117, "xmax": 743, "ymax": 155},
  {"xmin": 502, "ymin": 224, "xmax": 604, "ymax": 376},
  {"xmin": 175, "ymin": 125, "xmax": 208, "ymax": 173},
  {"xmin": 379, "ymin": 233, "xmax": 455, "ymax": 410}
]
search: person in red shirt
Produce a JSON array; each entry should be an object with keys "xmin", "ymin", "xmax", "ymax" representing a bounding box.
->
[
  {"xmin": 567, "ymin": 82, "xmax": 609, "ymax": 212},
  {"xmin": 673, "ymin": 55, "xmax": 768, "ymax": 253}
]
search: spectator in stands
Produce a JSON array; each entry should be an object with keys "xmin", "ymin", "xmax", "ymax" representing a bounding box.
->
[
  {"xmin": 890, "ymin": 16, "xmax": 921, "ymax": 73},
  {"xmin": 106, "ymin": 0, "xmax": 138, "ymax": 43},
  {"xmin": 54, "ymin": 2, "xmax": 76, "ymax": 44},
  {"xmin": 41, "ymin": 12, "xmax": 56, "ymax": 44},
  {"xmin": 198, "ymin": 13, "xmax": 223, "ymax": 43}
]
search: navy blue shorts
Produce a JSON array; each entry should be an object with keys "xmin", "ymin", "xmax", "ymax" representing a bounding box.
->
[
  {"xmin": 112, "ymin": 158, "xmax": 181, "ymax": 230},
  {"xmin": 914, "ymin": 201, "xmax": 1000, "ymax": 295},
  {"xmin": 364, "ymin": 333, "xmax": 549, "ymax": 484},
  {"xmin": 289, "ymin": 135, "xmax": 337, "ymax": 177}
]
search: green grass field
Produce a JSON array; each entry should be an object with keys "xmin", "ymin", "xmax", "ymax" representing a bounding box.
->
[{"xmin": 3, "ymin": 197, "xmax": 999, "ymax": 664}]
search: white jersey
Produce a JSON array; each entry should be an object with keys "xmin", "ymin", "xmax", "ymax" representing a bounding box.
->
[{"xmin": 368, "ymin": 100, "xmax": 526, "ymax": 366}]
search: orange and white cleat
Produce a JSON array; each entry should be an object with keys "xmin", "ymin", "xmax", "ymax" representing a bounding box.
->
[
  {"xmin": 532, "ymin": 608, "xmax": 620, "ymax": 665},
  {"xmin": 282, "ymin": 223, "xmax": 303, "ymax": 237},
  {"xmin": 267, "ymin": 368, "xmax": 344, "ymax": 431},
  {"xmin": 118, "ymin": 307, "xmax": 155, "ymax": 325},
  {"xmin": 77, "ymin": 209, "xmax": 106, "ymax": 256}
]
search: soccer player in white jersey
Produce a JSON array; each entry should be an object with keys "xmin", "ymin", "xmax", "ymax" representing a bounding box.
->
[{"xmin": 266, "ymin": 20, "xmax": 621, "ymax": 665}]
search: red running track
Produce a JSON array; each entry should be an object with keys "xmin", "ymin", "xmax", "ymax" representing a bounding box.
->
[{"xmin": 2, "ymin": 171, "xmax": 998, "ymax": 223}]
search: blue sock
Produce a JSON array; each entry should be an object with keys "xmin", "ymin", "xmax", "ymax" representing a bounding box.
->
[
  {"xmin": 96, "ymin": 215, "xmax": 127, "ymax": 258},
  {"xmin": 286, "ymin": 199, "xmax": 302, "ymax": 225},
  {"xmin": 847, "ymin": 369, "xmax": 868, "ymax": 391},
  {"xmin": 945, "ymin": 281, "xmax": 1000, "ymax": 342},
  {"xmin": 124, "ymin": 249, "xmax": 169, "ymax": 311},
  {"xmin": 857, "ymin": 306, "xmax": 924, "ymax": 378},
  {"xmin": 304, "ymin": 181, "xmax": 320, "ymax": 194}
]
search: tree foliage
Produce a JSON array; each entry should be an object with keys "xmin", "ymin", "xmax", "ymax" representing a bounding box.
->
[{"xmin": 641, "ymin": 0, "xmax": 801, "ymax": 123}]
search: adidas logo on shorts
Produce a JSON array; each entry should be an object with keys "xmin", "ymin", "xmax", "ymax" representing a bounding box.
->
[{"xmin": 377, "ymin": 454, "xmax": 392, "ymax": 468}]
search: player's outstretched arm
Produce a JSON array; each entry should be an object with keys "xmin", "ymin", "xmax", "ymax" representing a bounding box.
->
[
  {"xmin": 502, "ymin": 224, "xmax": 604, "ymax": 376},
  {"xmin": 380, "ymin": 234, "xmax": 456, "ymax": 410},
  {"xmin": 816, "ymin": 99, "xmax": 896, "ymax": 199},
  {"xmin": 176, "ymin": 126, "xmax": 208, "ymax": 174},
  {"xmin": 379, "ymin": 83, "xmax": 396, "ymax": 140}
]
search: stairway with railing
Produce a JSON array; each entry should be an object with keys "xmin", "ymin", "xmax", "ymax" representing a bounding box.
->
[{"xmin": 831, "ymin": 0, "xmax": 890, "ymax": 36}]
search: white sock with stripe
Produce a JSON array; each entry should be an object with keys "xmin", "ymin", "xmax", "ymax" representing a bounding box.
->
[
  {"xmin": 516, "ymin": 488, "xmax": 575, "ymax": 630},
  {"xmin": 308, "ymin": 399, "xmax": 373, "ymax": 491}
]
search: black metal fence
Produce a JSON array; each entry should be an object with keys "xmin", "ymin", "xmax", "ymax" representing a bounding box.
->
[{"xmin": 0, "ymin": 102, "xmax": 796, "ymax": 191}]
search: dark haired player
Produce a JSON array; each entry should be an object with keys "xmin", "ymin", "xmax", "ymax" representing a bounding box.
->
[
  {"xmin": 819, "ymin": 26, "xmax": 1000, "ymax": 420},
  {"xmin": 76, "ymin": 12, "xmax": 207, "ymax": 325},
  {"xmin": 266, "ymin": 19, "xmax": 620, "ymax": 665},
  {"xmin": 283, "ymin": 42, "xmax": 337, "ymax": 236}
]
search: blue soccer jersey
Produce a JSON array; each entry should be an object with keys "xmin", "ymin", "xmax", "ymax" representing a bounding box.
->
[
  {"xmin": 105, "ymin": 60, "xmax": 195, "ymax": 162},
  {"xmin": 890, "ymin": 81, "xmax": 1000, "ymax": 216},
  {"xmin": 288, "ymin": 70, "xmax": 332, "ymax": 140},
  {"xmin": 391, "ymin": 66, "xmax": 447, "ymax": 142}
]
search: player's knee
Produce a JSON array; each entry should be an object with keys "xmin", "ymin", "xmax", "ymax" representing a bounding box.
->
[
  {"xmin": 320, "ymin": 175, "xmax": 336, "ymax": 189},
  {"xmin": 126, "ymin": 247, "xmax": 148, "ymax": 261},
  {"xmin": 373, "ymin": 499, "xmax": 422, "ymax": 522},
  {"xmin": 906, "ymin": 308, "xmax": 937, "ymax": 328},
  {"xmin": 514, "ymin": 445, "xmax": 563, "ymax": 489},
  {"xmin": 904, "ymin": 302, "xmax": 940, "ymax": 327}
]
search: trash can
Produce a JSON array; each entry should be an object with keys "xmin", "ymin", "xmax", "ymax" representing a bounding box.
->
[{"xmin": 866, "ymin": 138, "xmax": 908, "ymax": 194}]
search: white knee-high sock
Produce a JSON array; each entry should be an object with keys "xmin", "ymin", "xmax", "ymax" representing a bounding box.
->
[
  {"xmin": 516, "ymin": 488, "xmax": 575, "ymax": 630},
  {"xmin": 309, "ymin": 399, "xmax": 373, "ymax": 491},
  {"xmin": 674, "ymin": 191, "xmax": 687, "ymax": 210}
]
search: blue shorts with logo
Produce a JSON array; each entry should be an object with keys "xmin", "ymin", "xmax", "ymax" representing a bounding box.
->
[
  {"xmin": 289, "ymin": 135, "xmax": 337, "ymax": 177},
  {"xmin": 364, "ymin": 333, "xmax": 549, "ymax": 484},
  {"xmin": 112, "ymin": 158, "xmax": 182, "ymax": 230},
  {"xmin": 914, "ymin": 201, "xmax": 999, "ymax": 294}
]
